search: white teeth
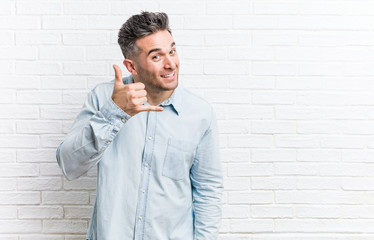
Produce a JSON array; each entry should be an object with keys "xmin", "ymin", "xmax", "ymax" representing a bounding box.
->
[{"xmin": 161, "ymin": 72, "xmax": 174, "ymax": 77}]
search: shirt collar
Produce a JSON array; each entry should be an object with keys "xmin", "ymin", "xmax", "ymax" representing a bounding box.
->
[{"xmin": 126, "ymin": 75, "xmax": 182, "ymax": 115}]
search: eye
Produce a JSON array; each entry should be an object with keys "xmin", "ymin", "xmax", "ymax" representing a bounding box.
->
[
  {"xmin": 170, "ymin": 49, "xmax": 176, "ymax": 55},
  {"xmin": 152, "ymin": 55, "xmax": 160, "ymax": 61}
]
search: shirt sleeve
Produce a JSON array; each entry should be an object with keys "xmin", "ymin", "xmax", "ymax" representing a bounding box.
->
[
  {"xmin": 190, "ymin": 108, "xmax": 224, "ymax": 239},
  {"xmin": 56, "ymin": 88, "xmax": 131, "ymax": 180}
]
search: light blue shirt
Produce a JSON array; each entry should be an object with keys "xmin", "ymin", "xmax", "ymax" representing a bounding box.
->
[{"xmin": 56, "ymin": 75, "xmax": 223, "ymax": 240}]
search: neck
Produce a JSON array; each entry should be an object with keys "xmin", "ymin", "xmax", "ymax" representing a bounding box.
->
[{"xmin": 146, "ymin": 88, "xmax": 174, "ymax": 106}]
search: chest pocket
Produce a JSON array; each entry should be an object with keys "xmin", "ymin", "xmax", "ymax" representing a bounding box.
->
[{"xmin": 162, "ymin": 138, "xmax": 196, "ymax": 181}]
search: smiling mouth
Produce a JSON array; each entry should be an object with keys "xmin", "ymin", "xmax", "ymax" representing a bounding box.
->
[{"xmin": 160, "ymin": 72, "xmax": 175, "ymax": 78}]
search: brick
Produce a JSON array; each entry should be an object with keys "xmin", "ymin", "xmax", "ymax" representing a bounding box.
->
[
  {"xmin": 221, "ymin": 149, "xmax": 250, "ymax": 163},
  {"xmin": 42, "ymin": 192, "xmax": 89, "ymax": 204},
  {"xmin": 222, "ymin": 205, "xmax": 249, "ymax": 219},
  {"xmin": 320, "ymin": 163, "xmax": 366, "ymax": 177},
  {"xmin": 0, "ymin": 207, "xmax": 17, "ymax": 219},
  {"xmin": 40, "ymin": 163, "xmax": 64, "ymax": 176},
  {"xmin": 183, "ymin": 75, "xmax": 229, "ymax": 89},
  {"xmin": 252, "ymin": 177, "xmax": 295, "ymax": 190},
  {"xmin": 63, "ymin": 62, "xmax": 107, "ymax": 75},
  {"xmin": 41, "ymin": 76, "xmax": 86, "ymax": 89},
  {"xmin": 0, "ymin": 1, "xmax": 12, "ymax": 15},
  {"xmin": 320, "ymin": 136, "xmax": 366, "ymax": 149},
  {"xmin": 19, "ymin": 206, "xmax": 63, "ymax": 219},
  {"xmin": 64, "ymin": 206, "xmax": 92, "ymax": 219},
  {"xmin": 41, "ymin": 106, "xmax": 81, "ymax": 120},
  {"xmin": 63, "ymin": 1, "xmax": 109, "ymax": 15},
  {"xmin": 229, "ymin": 47, "xmax": 273, "ymax": 60},
  {"xmin": 16, "ymin": 1, "xmax": 61, "ymax": 15},
  {"xmin": 17, "ymin": 149, "xmax": 56, "ymax": 163},
  {"xmin": 42, "ymin": 16, "xmax": 87, "ymax": 30},
  {"xmin": 182, "ymin": 47, "xmax": 226, "ymax": 60},
  {"xmin": 0, "ymin": 136, "xmax": 39, "ymax": 148},
  {"xmin": 228, "ymin": 106, "xmax": 274, "ymax": 120},
  {"xmin": 229, "ymin": 135, "xmax": 273, "ymax": 148},
  {"xmin": 0, "ymin": 76, "xmax": 40, "ymax": 89},
  {"xmin": 172, "ymin": 30, "xmax": 204, "ymax": 46},
  {"xmin": 218, "ymin": 120, "xmax": 249, "ymax": 134},
  {"xmin": 205, "ymin": 31, "xmax": 251, "ymax": 46},
  {"xmin": 18, "ymin": 177, "xmax": 62, "ymax": 191},
  {"xmin": 0, "ymin": 178, "xmax": 16, "ymax": 190},
  {"xmin": 16, "ymin": 31, "xmax": 60, "ymax": 45},
  {"xmin": 253, "ymin": 92, "xmax": 296, "ymax": 105},
  {"xmin": 40, "ymin": 135, "xmax": 65, "ymax": 148},
  {"xmin": 0, "ymin": 150, "xmax": 16, "ymax": 163},
  {"xmin": 87, "ymin": 16, "xmax": 126, "ymax": 30},
  {"xmin": 223, "ymin": 177, "xmax": 249, "ymax": 190},
  {"xmin": 253, "ymin": 32, "xmax": 298, "ymax": 46},
  {"xmin": 228, "ymin": 163, "xmax": 273, "ymax": 177},
  {"xmin": 207, "ymin": 0, "xmax": 250, "ymax": 14},
  {"xmin": 111, "ymin": 1, "xmax": 159, "ymax": 15},
  {"xmin": 229, "ymin": 191, "xmax": 273, "ymax": 204},
  {"xmin": 275, "ymin": 163, "xmax": 319, "ymax": 176},
  {"xmin": 17, "ymin": 91, "xmax": 61, "ymax": 104},
  {"xmin": 184, "ymin": 16, "xmax": 232, "ymax": 29},
  {"xmin": 0, "ymin": 220, "xmax": 41, "ymax": 233},
  {"xmin": 63, "ymin": 177, "xmax": 96, "ymax": 190},
  {"xmin": 0, "ymin": 192, "xmax": 40, "ymax": 205},
  {"xmin": 16, "ymin": 62, "xmax": 61, "ymax": 75},
  {"xmin": 300, "ymin": 1, "xmax": 344, "ymax": 15},
  {"xmin": 20, "ymin": 236, "xmax": 63, "ymax": 240},
  {"xmin": 320, "ymin": 191, "xmax": 365, "ymax": 204},
  {"xmin": 251, "ymin": 205, "xmax": 294, "ymax": 218},
  {"xmin": 205, "ymin": 91, "xmax": 250, "ymax": 103},
  {"xmin": 0, "ymin": 120, "xmax": 15, "ymax": 133},
  {"xmin": 233, "ymin": 16, "xmax": 278, "ymax": 29},
  {"xmin": 86, "ymin": 46, "xmax": 123, "ymax": 60},
  {"xmin": 43, "ymin": 220, "xmax": 87, "ymax": 233},
  {"xmin": 230, "ymin": 219, "xmax": 273, "ymax": 232},
  {"xmin": 229, "ymin": 76, "xmax": 274, "ymax": 89},
  {"xmin": 63, "ymin": 91, "xmax": 88, "ymax": 105},
  {"xmin": 39, "ymin": 47, "xmax": 84, "ymax": 60},
  {"xmin": 204, "ymin": 61, "xmax": 250, "ymax": 75},
  {"xmin": 160, "ymin": 1, "xmax": 205, "ymax": 14},
  {"xmin": 253, "ymin": 63, "xmax": 297, "ymax": 76},
  {"xmin": 0, "ymin": 47, "xmax": 37, "ymax": 60},
  {"xmin": 0, "ymin": 164, "xmax": 39, "ymax": 177},
  {"xmin": 0, "ymin": 31, "xmax": 14, "ymax": 45},
  {"xmin": 17, "ymin": 121, "xmax": 62, "ymax": 134},
  {"xmin": 297, "ymin": 177, "xmax": 340, "ymax": 190},
  {"xmin": 0, "ymin": 17, "xmax": 40, "ymax": 29},
  {"xmin": 0, "ymin": 62, "xmax": 13, "ymax": 74},
  {"xmin": 254, "ymin": 0, "xmax": 298, "ymax": 15},
  {"xmin": 0, "ymin": 106, "xmax": 39, "ymax": 119},
  {"xmin": 275, "ymin": 191, "xmax": 320, "ymax": 204},
  {"xmin": 62, "ymin": 32, "xmax": 108, "ymax": 46},
  {"xmin": 252, "ymin": 149, "xmax": 296, "ymax": 162},
  {"xmin": 275, "ymin": 135, "xmax": 319, "ymax": 148}
]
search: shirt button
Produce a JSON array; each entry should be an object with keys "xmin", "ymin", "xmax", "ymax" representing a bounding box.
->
[
  {"xmin": 113, "ymin": 129, "xmax": 118, "ymax": 133},
  {"xmin": 148, "ymin": 136, "xmax": 153, "ymax": 140},
  {"xmin": 142, "ymin": 189, "xmax": 145, "ymax": 193},
  {"xmin": 106, "ymin": 141, "xmax": 111, "ymax": 144},
  {"xmin": 121, "ymin": 118, "xmax": 126, "ymax": 123},
  {"xmin": 139, "ymin": 216, "xmax": 142, "ymax": 220},
  {"xmin": 145, "ymin": 163, "xmax": 148, "ymax": 167}
]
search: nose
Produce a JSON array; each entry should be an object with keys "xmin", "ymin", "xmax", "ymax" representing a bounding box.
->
[{"xmin": 164, "ymin": 55, "xmax": 176, "ymax": 69}]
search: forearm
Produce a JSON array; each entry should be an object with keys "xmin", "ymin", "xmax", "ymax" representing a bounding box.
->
[{"xmin": 56, "ymin": 97, "xmax": 130, "ymax": 180}]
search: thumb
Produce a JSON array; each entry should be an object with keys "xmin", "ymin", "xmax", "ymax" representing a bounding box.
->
[{"xmin": 113, "ymin": 64, "xmax": 123, "ymax": 86}]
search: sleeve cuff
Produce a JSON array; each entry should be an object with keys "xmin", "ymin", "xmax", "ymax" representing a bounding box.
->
[{"xmin": 100, "ymin": 97, "xmax": 131, "ymax": 129}]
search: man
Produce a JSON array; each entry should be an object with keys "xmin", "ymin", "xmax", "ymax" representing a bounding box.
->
[{"xmin": 56, "ymin": 11, "xmax": 223, "ymax": 240}]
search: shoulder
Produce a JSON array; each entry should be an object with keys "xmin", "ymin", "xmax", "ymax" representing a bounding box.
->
[{"xmin": 179, "ymin": 87, "xmax": 216, "ymax": 123}]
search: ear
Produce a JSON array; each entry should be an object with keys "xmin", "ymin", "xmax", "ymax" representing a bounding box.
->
[{"xmin": 123, "ymin": 59, "xmax": 138, "ymax": 75}]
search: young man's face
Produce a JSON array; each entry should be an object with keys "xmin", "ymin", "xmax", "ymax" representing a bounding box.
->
[{"xmin": 132, "ymin": 30, "xmax": 180, "ymax": 92}]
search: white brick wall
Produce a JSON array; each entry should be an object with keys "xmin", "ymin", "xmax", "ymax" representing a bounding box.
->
[{"xmin": 2, "ymin": 0, "xmax": 374, "ymax": 239}]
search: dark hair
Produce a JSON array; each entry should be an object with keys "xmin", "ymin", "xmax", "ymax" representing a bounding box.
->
[{"xmin": 118, "ymin": 11, "xmax": 172, "ymax": 59}]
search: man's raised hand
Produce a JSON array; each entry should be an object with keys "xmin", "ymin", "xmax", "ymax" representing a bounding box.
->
[{"xmin": 111, "ymin": 64, "xmax": 163, "ymax": 116}]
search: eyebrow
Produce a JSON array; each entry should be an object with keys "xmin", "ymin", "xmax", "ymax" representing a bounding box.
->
[{"xmin": 147, "ymin": 42, "xmax": 176, "ymax": 56}]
